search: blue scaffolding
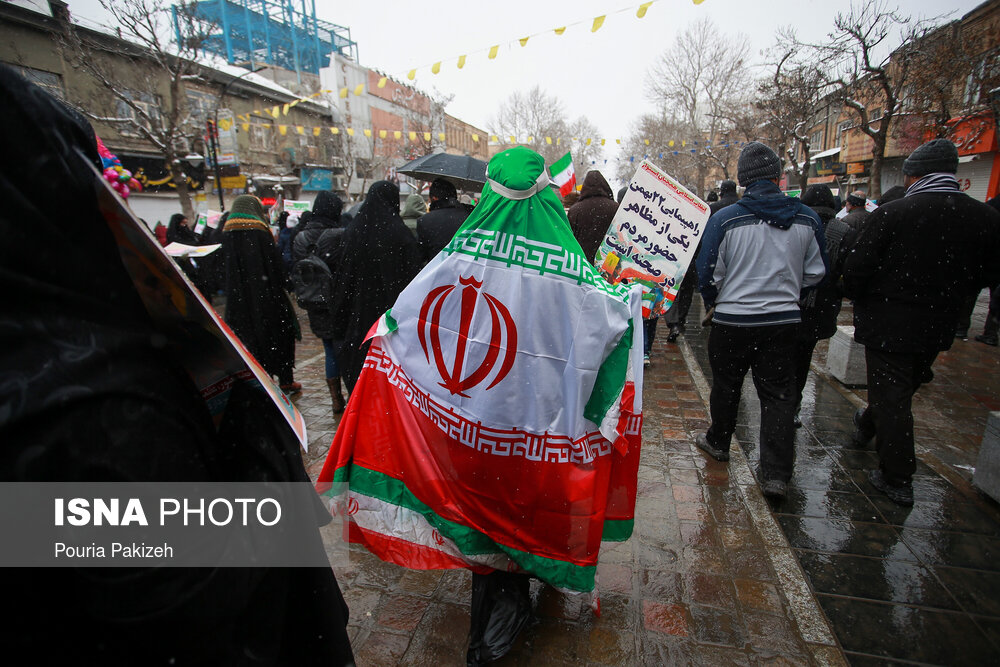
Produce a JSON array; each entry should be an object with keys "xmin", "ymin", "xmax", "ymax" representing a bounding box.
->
[{"xmin": 176, "ymin": 0, "xmax": 358, "ymax": 79}]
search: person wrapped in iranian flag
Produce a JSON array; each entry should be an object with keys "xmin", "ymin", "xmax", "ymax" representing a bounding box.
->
[{"xmin": 316, "ymin": 146, "xmax": 644, "ymax": 626}]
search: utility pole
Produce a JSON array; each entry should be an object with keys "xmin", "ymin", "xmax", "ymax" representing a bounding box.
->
[{"xmin": 206, "ymin": 118, "xmax": 225, "ymax": 211}]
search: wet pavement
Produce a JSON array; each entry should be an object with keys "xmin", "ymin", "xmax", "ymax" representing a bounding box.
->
[
  {"xmin": 683, "ymin": 290, "xmax": 1000, "ymax": 666},
  {"xmin": 281, "ymin": 289, "xmax": 1000, "ymax": 665}
]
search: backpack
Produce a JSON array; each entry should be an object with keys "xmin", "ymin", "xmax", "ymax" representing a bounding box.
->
[{"xmin": 291, "ymin": 243, "xmax": 333, "ymax": 310}]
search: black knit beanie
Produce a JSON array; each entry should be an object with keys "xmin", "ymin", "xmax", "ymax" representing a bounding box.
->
[
  {"xmin": 719, "ymin": 180, "xmax": 737, "ymax": 195},
  {"xmin": 902, "ymin": 138, "xmax": 959, "ymax": 176},
  {"xmin": 846, "ymin": 192, "xmax": 866, "ymax": 207},
  {"xmin": 737, "ymin": 142, "xmax": 782, "ymax": 187}
]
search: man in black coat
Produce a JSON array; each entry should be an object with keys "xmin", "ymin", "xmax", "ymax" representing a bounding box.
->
[
  {"xmin": 567, "ymin": 170, "xmax": 619, "ymax": 262},
  {"xmin": 416, "ymin": 178, "xmax": 470, "ymax": 262},
  {"xmin": 843, "ymin": 138, "xmax": 1000, "ymax": 505}
]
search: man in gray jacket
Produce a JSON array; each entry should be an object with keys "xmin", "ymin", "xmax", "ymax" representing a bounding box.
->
[{"xmin": 695, "ymin": 142, "xmax": 828, "ymax": 499}]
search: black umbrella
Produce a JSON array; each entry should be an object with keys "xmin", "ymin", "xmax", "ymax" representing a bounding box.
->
[{"xmin": 398, "ymin": 153, "xmax": 488, "ymax": 193}]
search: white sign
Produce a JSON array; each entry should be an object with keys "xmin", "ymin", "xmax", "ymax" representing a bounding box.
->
[
  {"xmin": 194, "ymin": 209, "xmax": 222, "ymax": 235},
  {"xmin": 283, "ymin": 199, "xmax": 310, "ymax": 213},
  {"xmin": 596, "ymin": 160, "xmax": 710, "ymax": 317},
  {"xmin": 165, "ymin": 242, "xmax": 221, "ymax": 258}
]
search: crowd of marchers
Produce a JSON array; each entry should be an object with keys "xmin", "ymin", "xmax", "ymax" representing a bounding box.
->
[{"xmin": 565, "ymin": 139, "xmax": 1000, "ymax": 507}]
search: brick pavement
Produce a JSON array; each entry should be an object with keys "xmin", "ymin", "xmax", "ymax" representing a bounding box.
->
[{"xmin": 286, "ymin": 304, "xmax": 845, "ymax": 666}]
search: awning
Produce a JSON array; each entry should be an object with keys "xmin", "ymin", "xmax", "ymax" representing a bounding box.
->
[
  {"xmin": 251, "ymin": 175, "xmax": 301, "ymax": 186},
  {"xmin": 810, "ymin": 146, "xmax": 842, "ymax": 160},
  {"xmin": 808, "ymin": 175, "xmax": 838, "ymax": 184}
]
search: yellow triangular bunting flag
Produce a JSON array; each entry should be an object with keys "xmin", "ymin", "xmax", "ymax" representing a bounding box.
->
[
  {"xmin": 545, "ymin": 137, "xmax": 552, "ymax": 144},
  {"xmin": 409, "ymin": 131, "xmax": 417, "ymax": 140},
  {"xmin": 457, "ymin": 55, "xmax": 466, "ymax": 69},
  {"xmin": 438, "ymin": 133, "xmax": 445, "ymax": 141},
  {"xmin": 296, "ymin": 126, "xmax": 305, "ymax": 135},
  {"xmin": 424, "ymin": 132, "xmax": 431, "ymax": 141},
  {"xmin": 282, "ymin": 104, "xmax": 289, "ymax": 115},
  {"xmin": 591, "ymin": 16, "xmax": 605, "ymax": 32},
  {"xmin": 472, "ymin": 134, "xmax": 479, "ymax": 142},
  {"xmin": 488, "ymin": 45, "xmax": 499, "ymax": 60},
  {"xmin": 519, "ymin": 37, "xmax": 529, "ymax": 47},
  {"xmin": 354, "ymin": 84, "xmax": 364, "ymax": 96},
  {"xmin": 347, "ymin": 128, "xmax": 355, "ymax": 136},
  {"xmin": 339, "ymin": 88, "xmax": 348, "ymax": 98},
  {"xmin": 279, "ymin": 125, "xmax": 288, "ymax": 135},
  {"xmin": 363, "ymin": 129, "xmax": 372, "ymax": 137},
  {"xmin": 242, "ymin": 123, "xmax": 250, "ymax": 132},
  {"xmin": 314, "ymin": 127, "xmax": 321, "ymax": 136},
  {"xmin": 407, "ymin": 69, "xmax": 416, "ymax": 80},
  {"xmin": 330, "ymin": 127, "xmax": 339, "ymax": 135},
  {"xmin": 379, "ymin": 130, "xmax": 387, "ymax": 139},
  {"xmin": 637, "ymin": 2, "xmax": 653, "ymax": 18},
  {"xmin": 394, "ymin": 130, "xmax": 402, "ymax": 139},
  {"xmin": 431, "ymin": 62, "xmax": 441, "ymax": 74},
  {"xmin": 554, "ymin": 27, "xmax": 566, "ymax": 35},
  {"xmin": 377, "ymin": 77, "xmax": 387, "ymax": 88}
]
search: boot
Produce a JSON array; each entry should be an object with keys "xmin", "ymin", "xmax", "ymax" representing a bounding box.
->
[{"xmin": 326, "ymin": 377, "xmax": 346, "ymax": 415}]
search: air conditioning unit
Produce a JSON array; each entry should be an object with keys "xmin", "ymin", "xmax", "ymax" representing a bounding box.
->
[
  {"xmin": 329, "ymin": 157, "xmax": 345, "ymax": 169},
  {"xmin": 331, "ymin": 175, "xmax": 347, "ymax": 191}
]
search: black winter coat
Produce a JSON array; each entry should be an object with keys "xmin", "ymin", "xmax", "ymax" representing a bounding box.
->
[
  {"xmin": 416, "ymin": 198, "xmax": 469, "ymax": 262},
  {"xmin": 292, "ymin": 217, "xmax": 345, "ymax": 340},
  {"xmin": 0, "ymin": 65, "xmax": 353, "ymax": 666},
  {"xmin": 568, "ymin": 171, "xmax": 619, "ymax": 262},
  {"xmin": 843, "ymin": 191, "xmax": 1000, "ymax": 353},
  {"xmin": 798, "ymin": 206, "xmax": 850, "ymax": 340}
]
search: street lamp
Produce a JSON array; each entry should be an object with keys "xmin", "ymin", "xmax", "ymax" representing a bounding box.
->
[{"xmin": 212, "ymin": 66, "xmax": 266, "ymax": 211}]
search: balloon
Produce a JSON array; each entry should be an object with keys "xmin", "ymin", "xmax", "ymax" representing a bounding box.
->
[
  {"xmin": 104, "ymin": 168, "xmax": 118, "ymax": 181},
  {"xmin": 118, "ymin": 172, "xmax": 130, "ymax": 183},
  {"xmin": 128, "ymin": 178, "xmax": 142, "ymax": 192},
  {"xmin": 119, "ymin": 185, "xmax": 130, "ymax": 198}
]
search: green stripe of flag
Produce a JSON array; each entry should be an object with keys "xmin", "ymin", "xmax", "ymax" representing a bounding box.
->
[
  {"xmin": 550, "ymin": 152, "xmax": 573, "ymax": 175},
  {"xmin": 322, "ymin": 463, "xmax": 599, "ymax": 591}
]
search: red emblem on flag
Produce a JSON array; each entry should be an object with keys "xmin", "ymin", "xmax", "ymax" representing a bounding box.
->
[{"xmin": 418, "ymin": 275, "xmax": 518, "ymax": 397}]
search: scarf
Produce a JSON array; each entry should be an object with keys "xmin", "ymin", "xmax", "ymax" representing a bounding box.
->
[
  {"xmin": 905, "ymin": 172, "xmax": 961, "ymax": 197},
  {"xmin": 224, "ymin": 194, "xmax": 271, "ymax": 233}
]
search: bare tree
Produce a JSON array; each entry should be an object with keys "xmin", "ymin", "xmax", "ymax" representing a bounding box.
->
[
  {"xmin": 646, "ymin": 17, "xmax": 753, "ymax": 196},
  {"xmin": 757, "ymin": 40, "xmax": 831, "ymax": 192},
  {"xmin": 566, "ymin": 116, "xmax": 606, "ymax": 183},
  {"xmin": 794, "ymin": 1, "xmax": 945, "ymax": 197},
  {"xmin": 489, "ymin": 86, "xmax": 573, "ymax": 165},
  {"xmin": 903, "ymin": 19, "xmax": 1000, "ymax": 148},
  {"xmin": 58, "ymin": 0, "xmax": 214, "ymax": 219}
]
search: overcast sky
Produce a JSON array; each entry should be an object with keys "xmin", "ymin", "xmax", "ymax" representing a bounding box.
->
[{"xmin": 65, "ymin": 0, "xmax": 984, "ymax": 178}]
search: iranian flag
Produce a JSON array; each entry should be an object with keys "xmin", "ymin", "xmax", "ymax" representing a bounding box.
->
[
  {"xmin": 549, "ymin": 151, "xmax": 576, "ymax": 198},
  {"xmin": 316, "ymin": 147, "xmax": 643, "ymax": 593}
]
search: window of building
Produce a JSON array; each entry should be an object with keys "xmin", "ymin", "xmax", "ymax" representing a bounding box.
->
[
  {"xmin": 836, "ymin": 121, "xmax": 852, "ymax": 146},
  {"xmin": 810, "ymin": 129, "xmax": 823, "ymax": 149},
  {"xmin": 868, "ymin": 108, "xmax": 882, "ymax": 123},
  {"xmin": 14, "ymin": 66, "xmax": 64, "ymax": 100},
  {"xmin": 249, "ymin": 123, "xmax": 270, "ymax": 151},
  {"xmin": 185, "ymin": 89, "xmax": 215, "ymax": 123},
  {"xmin": 114, "ymin": 90, "xmax": 161, "ymax": 137}
]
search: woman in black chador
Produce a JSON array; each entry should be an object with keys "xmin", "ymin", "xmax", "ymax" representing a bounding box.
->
[
  {"xmin": 222, "ymin": 194, "xmax": 301, "ymax": 393},
  {"xmin": 331, "ymin": 180, "xmax": 422, "ymax": 391}
]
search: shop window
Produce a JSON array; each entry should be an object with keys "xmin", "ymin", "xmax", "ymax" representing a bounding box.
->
[{"xmin": 115, "ymin": 90, "xmax": 162, "ymax": 137}]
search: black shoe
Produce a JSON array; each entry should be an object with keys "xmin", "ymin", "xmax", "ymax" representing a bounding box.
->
[
  {"xmin": 955, "ymin": 330, "xmax": 969, "ymax": 341},
  {"xmin": 975, "ymin": 334, "xmax": 999, "ymax": 346},
  {"xmin": 666, "ymin": 325, "xmax": 679, "ymax": 343},
  {"xmin": 868, "ymin": 469, "xmax": 914, "ymax": 506},
  {"xmin": 695, "ymin": 433, "xmax": 729, "ymax": 462},
  {"xmin": 761, "ymin": 479, "xmax": 787, "ymax": 500},
  {"xmin": 852, "ymin": 408, "xmax": 875, "ymax": 447}
]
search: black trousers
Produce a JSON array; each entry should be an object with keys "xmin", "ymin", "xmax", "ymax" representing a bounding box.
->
[
  {"xmin": 856, "ymin": 347, "xmax": 938, "ymax": 486},
  {"xmin": 706, "ymin": 323, "xmax": 798, "ymax": 482},
  {"xmin": 665, "ymin": 261, "xmax": 698, "ymax": 327},
  {"xmin": 792, "ymin": 338, "xmax": 819, "ymax": 411}
]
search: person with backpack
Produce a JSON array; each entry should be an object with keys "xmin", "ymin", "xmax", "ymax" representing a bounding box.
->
[{"xmin": 292, "ymin": 191, "xmax": 347, "ymax": 414}]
